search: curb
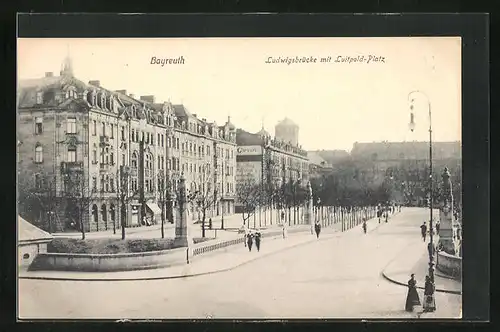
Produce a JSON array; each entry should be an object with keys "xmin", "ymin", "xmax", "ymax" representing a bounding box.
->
[
  {"xmin": 380, "ymin": 242, "xmax": 462, "ymax": 295},
  {"xmin": 19, "ymin": 230, "xmax": 339, "ymax": 282}
]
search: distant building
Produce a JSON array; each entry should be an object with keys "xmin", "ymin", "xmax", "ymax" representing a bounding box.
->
[
  {"xmin": 17, "ymin": 56, "xmax": 237, "ymax": 233},
  {"xmin": 235, "ymin": 123, "xmax": 309, "ymax": 213},
  {"xmin": 307, "ymin": 151, "xmax": 334, "ymax": 179},
  {"xmin": 275, "ymin": 117, "xmax": 299, "ymax": 147}
]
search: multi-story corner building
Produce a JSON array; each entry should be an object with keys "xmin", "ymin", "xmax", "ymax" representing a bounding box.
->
[
  {"xmin": 235, "ymin": 122, "xmax": 309, "ymax": 213},
  {"xmin": 17, "ymin": 57, "xmax": 237, "ymax": 233}
]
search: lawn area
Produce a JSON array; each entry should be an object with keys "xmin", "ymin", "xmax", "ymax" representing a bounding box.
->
[{"xmin": 48, "ymin": 237, "xmax": 216, "ymax": 254}]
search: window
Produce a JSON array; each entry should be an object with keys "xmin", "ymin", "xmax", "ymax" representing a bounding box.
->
[
  {"xmin": 34, "ymin": 117, "xmax": 43, "ymax": 134},
  {"xmin": 92, "ymin": 145, "xmax": 98, "ymax": 163},
  {"xmin": 100, "ymin": 176, "xmax": 105, "ymax": 191},
  {"xmin": 131, "ymin": 152, "xmax": 138, "ymax": 168},
  {"xmin": 92, "ymin": 177, "xmax": 97, "ymax": 191},
  {"xmin": 131, "ymin": 129, "xmax": 135, "ymax": 142},
  {"xmin": 110, "ymin": 151, "xmax": 114, "ymax": 165},
  {"xmin": 158, "ymin": 157, "xmax": 161, "ymax": 169},
  {"xmin": 105, "ymin": 176, "xmax": 109, "ymax": 192},
  {"xmin": 158, "ymin": 134, "xmax": 160, "ymax": 146},
  {"xmin": 67, "ymin": 146, "xmax": 77, "ymax": 162},
  {"xmin": 121, "ymin": 126, "xmax": 125, "ymax": 140},
  {"xmin": 93, "ymin": 120, "xmax": 97, "ymax": 136},
  {"xmin": 110, "ymin": 124, "xmax": 114, "ymax": 138},
  {"xmin": 176, "ymin": 138, "xmax": 179, "ymax": 149},
  {"xmin": 122, "ymin": 154, "xmax": 125, "ymax": 166},
  {"xmin": 102, "ymin": 122, "xmax": 106, "ymax": 136},
  {"xmin": 66, "ymin": 117, "xmax": 77, "ymax": 134},
  {"xmin": 110, "ymin": 177, "xmax": 115, "ymax": 192},
  {"xmin": 34, "ymin": 144, "xmax": 43, "ymax": 163}
]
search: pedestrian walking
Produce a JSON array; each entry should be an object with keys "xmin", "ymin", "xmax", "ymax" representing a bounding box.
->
[
  {"xmin": 247, "ymin": 231, "xmax": 254, "ymax": 252},
  {"xmin": 420, "ymin": 222, "xmax": 427, "ymax": 242},
  {"xmin": 422, "ymin": 275, "xmax": 436, "ymax": 312},
  {"xmin": 362, "ymin": 221, "xmax": 367, "ymax": 234},
  {"xmin": 255, "ymin": 231, "xmax": 261, "ymax": 252},
  {"xmin": 405, "ymin": 274, "xmax": 421, "ymax": 312},
  {"xmin": 209, "ymin": 218, "xmax": 212, "ymax": 230},
  {"xmin": 435, "ymin": 221, "xmax": 440, "ymax": 235},
  {"xmin": 377, "ymin": 209, "xmax": 382, "ymax": 223},
  {"xmin": 314, "ymin": 221, "xmax": 321, "ymax": 238}
]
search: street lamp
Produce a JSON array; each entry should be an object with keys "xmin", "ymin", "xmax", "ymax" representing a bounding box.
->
[{"xmin": 408, "ymin": 90, "xmax": 436, "ymax": 308}]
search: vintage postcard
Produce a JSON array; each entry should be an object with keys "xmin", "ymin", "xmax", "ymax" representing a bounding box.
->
[{"xmin": 17, "ymin": 37, "xmax": 462, "ymax": 320}]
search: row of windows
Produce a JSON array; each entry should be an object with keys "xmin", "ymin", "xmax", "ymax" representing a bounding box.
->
[
  {"xmin": 34, "ymin": 144, "xmax": 77, "ymax": 163},
  {"xmin": 34, "ymin": 117, "xmax": 77, "ymax": 135}
]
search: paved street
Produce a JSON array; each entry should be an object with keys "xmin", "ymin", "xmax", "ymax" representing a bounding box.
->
[{"xmin": 19, "ymin": 208, "xmax": 461, "ymax": 320}]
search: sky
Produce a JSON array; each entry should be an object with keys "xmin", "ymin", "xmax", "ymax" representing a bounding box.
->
[{"xmin": 17, "ymin": 37, "xmax": 461, "ymax": 151}]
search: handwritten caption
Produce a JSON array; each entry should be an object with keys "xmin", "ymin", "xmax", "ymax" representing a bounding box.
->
[{"xmin": 265, "ymin": 55, "xmax": 386, "ymax": 65}]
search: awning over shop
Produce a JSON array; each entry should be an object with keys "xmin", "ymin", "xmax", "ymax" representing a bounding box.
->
[{"xmin": 146, "ymin": 201, "xmax": 162, "ymax": 216}]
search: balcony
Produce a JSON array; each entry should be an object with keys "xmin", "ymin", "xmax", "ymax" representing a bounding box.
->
[
  {"xmin": 99, "ymin": 135, "xmax": 110, "ymax": 147},
  {"xmin": 60, "ymin": 161, "xmax": 84, "ymax": 173}
]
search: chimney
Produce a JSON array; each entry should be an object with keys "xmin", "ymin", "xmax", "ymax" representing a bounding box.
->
[
  {"xmin": 192, "ymin": 114, "xmax": 197, "ymax": 118},
  {"xmin": 129, "ymin": 94, "xmax": 135, "ymax": 99},
  {"xmin": 140, "ymin": 95, "xmax": 155, "ymax": 103},
  {"xmin": 45, "ymin": 72, "xmax": 53, "ymax": 77},
  {"xmin": 115, "ymin": 89, "xmax": 127, "ymax": 95},
  {"xmin": 88, "ymin": 80, "xmax": 100, "ymax": 87},
  {"xmin": 202, "ymin": 118, "xmax": 207, "ymax": 122}
]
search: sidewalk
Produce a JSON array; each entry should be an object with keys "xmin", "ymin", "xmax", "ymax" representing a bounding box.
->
[
  {"xmin": 382, "ymin": 238, "xmax": 462, "ymax": 295},
  {"xmin": 19, "ymin": 225, "xmax": 342, "ymax": 281}
]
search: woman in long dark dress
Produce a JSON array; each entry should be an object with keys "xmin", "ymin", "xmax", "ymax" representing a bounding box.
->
[
  {"xmin": 314, "ymin": 222, "xmax": 321, "ymax": 238},
  {"xmin": 423, "ymin": 275, "xmax": 436, "ymax": 312},
  {"xmin": 405, "ymin": 274, "xmax": 421, "ymax": 312}
]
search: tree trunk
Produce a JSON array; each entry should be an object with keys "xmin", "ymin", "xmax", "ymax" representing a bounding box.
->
[
  {"xmin": 80, "ymin": 213, "xmax": 86, "ymax": 240},
  {"xmin": 121, "ymin": 202, "xmax": 126, "ymax": 240},
  {"xmin": 161, "ymin": 201, "xmax": 165, "ymax": 239},
  {"xmin": 202, "ymin": 209, "xmax": 206, "ymax": 238}
]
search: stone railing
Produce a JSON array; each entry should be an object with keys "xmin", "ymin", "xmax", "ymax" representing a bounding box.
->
[{"xmin": 436, "ymin": 250, "xmax": 462, "ymax": 280}]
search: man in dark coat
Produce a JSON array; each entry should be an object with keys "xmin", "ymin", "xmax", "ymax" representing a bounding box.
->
[
  {"xmin": 420, "ymin": 222, "xmax": 427, "ymax": 241},
  {"xmin": 247, "ymin": 232, "xmax": 254, "ymax": 252},
  {"xmin": 314, "ymin": 221, "xmax": 321, "ymax": 238},
  {"xmin": 362, "ymin": 221, "xmax": 367, "ymax": 234},
  {"xmin": 254, "ymin": 231, "xmax": 261, "ymax": 251}
]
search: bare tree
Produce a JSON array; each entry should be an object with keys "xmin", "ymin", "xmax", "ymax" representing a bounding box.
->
[
  {"xmin": 117, "ymin": 166, "xmax": 140, "ymax": 240},
  {"xmin": 63, "ymin": 171, "xmax": 97, "ymax": 240},
  {"xmin": 157, "ymin": 171, "xmax": 174, "ymax": 239},
  {"xmin": 236, "ymin": 177, "xmax": 262, "ymax": 227},
  {"xmin": 191, "ymin": 173, "xmax": 219, "ymax": 238},
  {"xmin": 18, "ymin": 174, "xmax": 58, "ymax": 232}
]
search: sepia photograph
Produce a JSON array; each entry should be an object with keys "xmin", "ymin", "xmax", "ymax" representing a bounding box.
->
[{"xmin": 17, "ymin": 36, "xmax": 463, "ymax": 320}]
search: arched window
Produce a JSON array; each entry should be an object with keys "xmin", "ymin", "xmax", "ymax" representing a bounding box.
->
[
  {"xmin": 101, "ymin": 204, "xmax": 107, "ymax": 222},
  {"xmin": 131, "ymin": 151, "xmax": 138, "ymax": 168},
  {"xmin": 92, "ymin": 205, "xmax": 98, "ymax": 223},
  {"xmin": 110, "ymin": 204, "xmax": 116, "ymax": 223},
  {"xmin": 34, "ymin": 144, "xmax": 43, "ymax": 163}
]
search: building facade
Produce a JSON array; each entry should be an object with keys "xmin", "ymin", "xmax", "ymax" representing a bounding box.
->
[
  {"xmin": 235, "ymin": 124, "xmax": 309, "ymax": 213},
  {"xmin": 17, "ymin": 57, "xmax": 237, "ymax": 233}
]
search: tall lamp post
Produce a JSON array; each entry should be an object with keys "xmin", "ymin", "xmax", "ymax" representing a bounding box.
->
[{"xmin": 408, "ymin": 90, "xmax": 436, "ymax": 287}]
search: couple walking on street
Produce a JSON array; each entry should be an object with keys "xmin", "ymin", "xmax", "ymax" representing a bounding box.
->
[
  {"xmin": 405, "ymin": 274, "xmax": 436, "ymax": 313},
  {"xmin": 246, "ymin": 229, "xmax": 261, "ymax": 252}
]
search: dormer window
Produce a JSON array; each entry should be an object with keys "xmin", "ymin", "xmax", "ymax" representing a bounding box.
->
[
  {"xmin": 36, "ymin": 92, "xmax": 43, "ymax": 104},
  {"xmin": 65, "ymin": 87, "xmax": 77, "ymax": 99}
]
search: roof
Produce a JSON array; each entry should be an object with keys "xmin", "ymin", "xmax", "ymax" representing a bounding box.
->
[
  {"xmin": 276, "ymin": 117, "xmax": 298, "ymax": 127},
  {"xmin": 173, "ymin": 104, "xmax": 192, "ymax": 118},
  {"xmin": 256, "ymin": 127, "xmax": 271, "ymax": 137},
  {"xmin": 18, "ymin": 216, "xmax": 53, "ymax": 243},
  {"xmin": 236, "ymin": 128, "xmax": 264, "ymax": 146},
  {"xmin": 307, "ymin": 151, "xmax": 331, "ymax": 167}
]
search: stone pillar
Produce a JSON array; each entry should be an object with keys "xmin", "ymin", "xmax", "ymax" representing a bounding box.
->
[
  {"xmin": 304, "ymin": 181, "xmax": 314, "ymax": 234},
  {"xmin": 174, "ymin": 174, "xmax": 191, "ymax": 247},
  {"xmin": 438, "ymin": 167, "xmax": 455, "ymax": 254}
]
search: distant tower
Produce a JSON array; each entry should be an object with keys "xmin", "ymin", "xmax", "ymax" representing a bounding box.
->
[
  {"xmin": 60, "ymin": 46, "xmax": 74, "ymax": 77},
  {"xmin": 275, "ymin": 117, "xmax": 299, "ymax": 146}
]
